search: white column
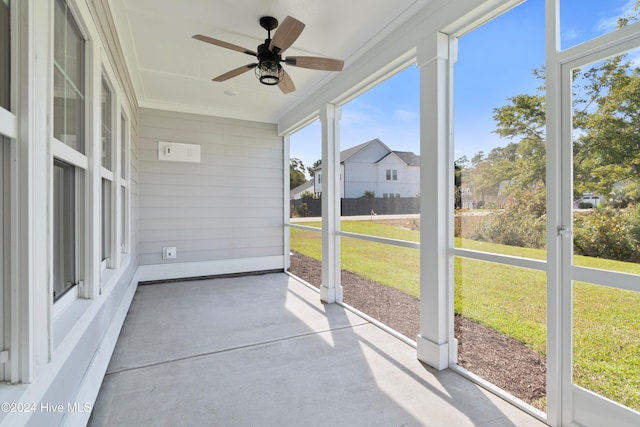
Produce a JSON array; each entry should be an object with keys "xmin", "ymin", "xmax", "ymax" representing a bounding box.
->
[
  {"xmin": 545, "ymin": 1, "xmax": 562, "ymax": 424},
  {"xmin": 320, "ymin": 104, "xmax": 342, "ymax": 303},
  {"xmin": 283, "ymin": 134, "xmax": 291, "ymax": 271},
  {"xmin": 416, "ymin": 32, "xmax": 453, "ymax": 370}
]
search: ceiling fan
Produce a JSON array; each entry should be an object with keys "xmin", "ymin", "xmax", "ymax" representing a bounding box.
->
[{"xmin": 193, "ymin": 16, "xmax": 344, "ymax": 94}]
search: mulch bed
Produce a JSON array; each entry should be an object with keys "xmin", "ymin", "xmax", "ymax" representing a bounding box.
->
[{"xmin": 289, "ymin": 251, "xmax": 547, "ymax": 411}]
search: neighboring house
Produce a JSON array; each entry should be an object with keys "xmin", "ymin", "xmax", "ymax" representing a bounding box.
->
[
  {"xmin": 577, "ymin": 192, "xmax": 601, "ymax": 208},
  {"xmin": 460, "ymin": 186, "xmax": 474, "ymax": 209},
  {"xmin": 290, "ymin": 179, "xmax": 315, "ymax": 200},
  {"xmin": 313, "ymin": 138, "xmax": 420, "ymax": 198}
]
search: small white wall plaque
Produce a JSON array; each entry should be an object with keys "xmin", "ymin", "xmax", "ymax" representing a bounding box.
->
[{"xmin": 158, "ymin": 141, "xmax": 201, "ymax": 163}]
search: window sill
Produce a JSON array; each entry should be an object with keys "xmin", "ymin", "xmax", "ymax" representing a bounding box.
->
[{"xmin": 53, "ymin": 297, "xmax": 92, "ymax": 349}]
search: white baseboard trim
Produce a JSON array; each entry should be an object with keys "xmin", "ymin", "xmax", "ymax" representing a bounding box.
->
[{"xmin": 136, "ymin": 256, "xmax": 285, "ymax": 282}]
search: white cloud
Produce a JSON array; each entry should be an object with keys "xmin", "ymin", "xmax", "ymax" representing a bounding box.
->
[
  {"xmin": 393, "ymin": 109, "xmax": 418, "ymax": 122},
  {"xmin": 596, "ymin": 0, "xmax": 638, "ymax": 33},
  {"xmin": 562, "ymin": 28, "xmax": 580, "ymax": 42}
]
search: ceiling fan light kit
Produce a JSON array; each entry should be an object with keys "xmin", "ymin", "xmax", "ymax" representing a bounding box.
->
[{"xmin": 193, "ymin": 15, "xmax": 344, "ymax": 94}]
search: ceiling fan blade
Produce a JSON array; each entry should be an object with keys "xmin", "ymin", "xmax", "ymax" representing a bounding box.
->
[
  {"xmin": 284, "ymin": 56, "xmax": 344, "ymax": 72},
  {"xmin": 193, "ymin": 34, "xmax": 257, "ymax": 57},
  {"xmin": 269, "ymin": 16, "xmax": 305, "ymax": 54},
  {"xmin": 212, "ymin": 63, "xmax": 258, "ymax": 82},
  {"xmin": 278, "ymin": 69, "xmax": 296, "ymax": 94}
]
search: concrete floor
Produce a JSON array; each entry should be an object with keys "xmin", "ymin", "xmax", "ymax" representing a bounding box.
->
[{"xmin": 89, "ymin": 273, "xmax": 547, "ymax": 427}]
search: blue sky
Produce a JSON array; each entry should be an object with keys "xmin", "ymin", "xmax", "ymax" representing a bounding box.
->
[{"xmin": 291, "ymin": 0, "xmax": 638, "ymax": 175}]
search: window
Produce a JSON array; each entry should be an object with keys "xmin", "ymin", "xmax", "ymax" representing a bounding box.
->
[
  {"xmin": 452, "ymin": 0, "xmax": 547, "ymax": 411},
  {"xmin": 52, "ymin": 0, "xmax": 86, "ymax": 302},
  {"xmin": 0, "ymin": 0, "xmax": 10, "ymax": 382},
  {"xmin": 101, "ymin": 178, "xmax": 111, "ymax": 264},
  {"xmin": 560, "ymin": 0, "xmax": 640, "ymax": 50},
  {"xmin": 287, "ymin": 120, "xmax": 322, "ymax": 286},
  {"xmin": 53, "ymin": 160, "xmax": 75, "ymax": 300},
  {"xmin": 337, "ymin": 65, "xmax": 420, "ymax": 336},
  {"xmin": 120, "ymin": 113, "xmax": 128, "ymax": 253},
  {"xmin": 120, "ymin": 114, "xmax": 126, "ymax": 180},
  {"xmin": 0, "ymin": 0, "xmax": 9, "ymax": 110},
  {"xmin": 53, "ymin": 0, "xmax": 85, "ymax": 153},
  {"xmin": 101, "ymin": 78, "xmax": 111, "ymax": 169},
  {"xmin": 100, "ymin": 75, "xmax": 114, "ymax": 267},
  {"xmin": 1, "ymin": 138, "xmax": 7, "ymax": 304}
]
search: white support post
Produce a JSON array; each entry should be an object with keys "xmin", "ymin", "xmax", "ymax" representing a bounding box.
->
[
  {"xmin": 416, "ymin": 32, "xmax": 452, "ymax": 371},
  {"xmin": 320, "ymin": 104, "xmax": 342, "ymax": 304},
  {"xmin": 283, "ymin": 134, "xmax": 291, "ymax": 271},
  {"xmin": 545, "ymin": 0, "xmax": 562, "ymax": 424}
]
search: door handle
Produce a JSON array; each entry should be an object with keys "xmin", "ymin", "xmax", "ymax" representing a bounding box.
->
[{"xmin": 558, "ymin": 227, "xmax": 573, "ymax": 238}]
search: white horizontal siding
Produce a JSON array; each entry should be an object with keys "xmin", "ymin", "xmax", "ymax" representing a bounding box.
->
[{"xmin": 138, "ymin": 108, "xmax": 284, "ymax": 267}]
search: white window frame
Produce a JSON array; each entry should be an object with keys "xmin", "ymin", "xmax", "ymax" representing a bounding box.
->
[
  {"xmin": 99, "ymin": 71, "xmax": 116, "ymax": 274},
  {"xmin": 0, "ymin": 3, "xmax": 14, "ymax": 383},
  {"xmin": 99, "ymin": 46, "xmax": 129, "ymax": 284},
  {"xmin": 385, "ymin": 168, "xmax": 398, "ymax": 181},
  {"xmin": 0, "ymin": 136, "xmax": 11, "ymax": 383},
  {"xmin": 119, "ymin": 108, "xmax": 130, "ymax": 257},
  {"xmin": 51, "ymin": 0, "xmax": 90, "ymax": 306}
]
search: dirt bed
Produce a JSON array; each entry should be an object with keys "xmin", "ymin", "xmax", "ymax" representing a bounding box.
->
[{"xmin": 289, "ymin": 251, "xmax": 547, "ymax": 411}]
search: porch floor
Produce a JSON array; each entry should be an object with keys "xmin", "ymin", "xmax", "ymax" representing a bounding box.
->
[{"xmin": 89, "ymin": 272, "xmax": 546, "ymax": 426}]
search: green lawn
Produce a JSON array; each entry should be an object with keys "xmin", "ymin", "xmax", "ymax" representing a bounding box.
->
[{"xmin": 290, "ymin": 219, "xmax": 640, "ymax": 411}]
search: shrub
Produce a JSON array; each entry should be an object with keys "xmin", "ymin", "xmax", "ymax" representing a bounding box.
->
[
  {"xmin": 300, "ymin": 190, "xmax": 316, "ymax": 200},
  {"xmin": 470, "ymin": 187, "xmax": 546, "ymax": 249},
  {"xmin": 573, "ymin": 206, "xmax": 640, "ymax": 263},
  {"xmin": 295, "ymin": 203, "xmax": 309, "ymax": 217}
]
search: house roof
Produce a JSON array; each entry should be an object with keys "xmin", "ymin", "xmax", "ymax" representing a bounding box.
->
[
  {"xmin": 339, "ymin": 138, "xmax": 391, "ymax": 163},
  {"xmin": 290, "ymin": 179, "xmax": 314, "ymax": 198},
  {"xmin": 313, "ymin": 138, "xmax": 419, "ymax": 169},
  {"xmin": 392, "ymin": 151, "xmax": 420, "ymax": 166}
]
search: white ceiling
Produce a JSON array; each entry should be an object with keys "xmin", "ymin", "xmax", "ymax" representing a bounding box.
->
[{"xmin": 108, "ymin": 0, "xmax": 432, "ymax": 124}]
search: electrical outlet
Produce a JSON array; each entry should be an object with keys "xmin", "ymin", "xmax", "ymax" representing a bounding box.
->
[{"xmin": 162, "ymin": 246, "xmax": 177, "ymax": 259}]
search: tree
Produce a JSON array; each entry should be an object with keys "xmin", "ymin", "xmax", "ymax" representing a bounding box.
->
[
  {"xmin": 290, "ymin": 158, "xmax": 307, "ymax": 190},
  {"xmin": 616, "ymin": 0, "xmax": 640, "ymax": 27},
  {"xmin": 572, "ymin": 55, "xmax": 640, "ymax": 199},
  {"xmin": 491, "ymin": 68, "xmax": 547, "ymax": 189},
  {"xmin": 469, "ymin": 46, "xmax": 640, "ymax": 206},
  {"xmin": 307, "ymin": 159, "xmax": 321, "ymax": 178}
]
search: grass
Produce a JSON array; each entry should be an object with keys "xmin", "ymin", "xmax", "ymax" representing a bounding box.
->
[{"xmin": 290, "ymin": 219, "xmax": 640, "ymax": 411}]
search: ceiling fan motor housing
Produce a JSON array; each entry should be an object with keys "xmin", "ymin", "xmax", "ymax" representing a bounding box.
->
[{"xmin": 256, "ymin": 41, "xmax": 283, "ymax": 85}]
